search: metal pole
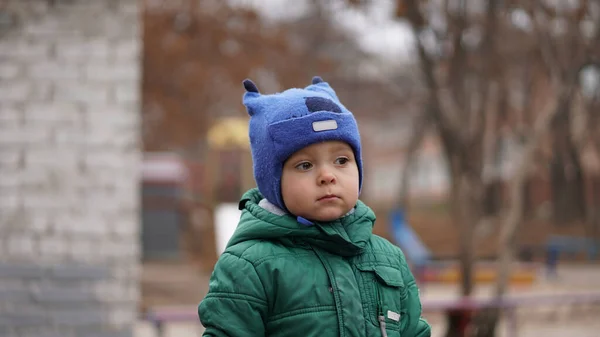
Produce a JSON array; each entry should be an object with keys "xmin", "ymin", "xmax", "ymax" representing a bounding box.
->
[
  {"xmin": 154, "ymin": 320, "xmax": 165, "ymax": 337},
  {"xmin": 505, "ymin": 307, "xmax": 517, "ymax": 337}
]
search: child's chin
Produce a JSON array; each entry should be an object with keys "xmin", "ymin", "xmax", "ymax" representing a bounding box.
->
[{"xmin": 312, "ymin": 210, "xmax": 345, "ymax": 222}]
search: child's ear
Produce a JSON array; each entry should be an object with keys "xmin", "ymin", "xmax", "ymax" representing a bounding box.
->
[
  {"xmin": 306, "ymin": 76, "xmax": 340, "ymax": 101},
  {"xmin": 242, "ymin": 79, "xmax": 260, "ymax": 116}
]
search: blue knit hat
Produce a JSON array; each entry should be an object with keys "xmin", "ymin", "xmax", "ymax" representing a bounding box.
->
[{"xmin": 242, "ymin": 76, "xmax": 363, "ymax": 211}]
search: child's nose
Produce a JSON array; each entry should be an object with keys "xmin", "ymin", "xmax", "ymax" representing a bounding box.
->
[{"xmin": 318, "ymin": 170, "xmax": 336, "ymax": 185}]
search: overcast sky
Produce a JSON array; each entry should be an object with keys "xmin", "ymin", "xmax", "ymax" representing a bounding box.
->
[{"xmin": 227, "ymin": 0, "xmax": 417, "ymax": 62}]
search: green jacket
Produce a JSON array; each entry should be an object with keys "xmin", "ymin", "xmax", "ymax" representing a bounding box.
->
[{"xmin": 198, "ymin": 189, "xmax": 431, "ymax": 337}]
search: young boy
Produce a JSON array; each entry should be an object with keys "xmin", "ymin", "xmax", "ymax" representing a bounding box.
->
[{"xmin": 198, "ymin": 76, "xmax": 431, "ymax": 337}]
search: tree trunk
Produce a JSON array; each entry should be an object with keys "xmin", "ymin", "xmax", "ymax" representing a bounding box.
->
[
  {"xmin": 550, "ymin": 147, "xmax": 586, "ymax": 224},
  {"xmin": 550, "ymin": 153, "xmax": 569, "ymax": 223},
  {"xmin": 398, "ymin": 114, "xmax": 429, "ymax": 210},
  {"xmin": 470, "ymin": 308, "xmax": 501, "ymax": 337},
  {"xmin": 566, "ymin": 142, "xmax": 587, "ymax": 221},
  {"xmin": 550, "ymin": 93, "xmax": 585, "ymax": 224},
  {"xmin": 470, "ymin": 84, "xmax": 577, "ymax": 337},
  {"xmin": 470, "ymin": 145, "xmax": 529, "ymax": 337},
  {"xmin": 589, "ymin": 177, "xmax": 600, "ymax": 241},
  {"xmin": 445, "ymin": 171, "xmax": 479, "ymax": 337},
  {"xmin": 457, "ymin": 175, "xmax": 477, "ymax": 297},
  {"xmin": 521, "ymin": 178, "xmax": 532, "ymax": 219},
  {"xmin": 483, "ymin": 180, "xmax": 502, "ymax": 216}
]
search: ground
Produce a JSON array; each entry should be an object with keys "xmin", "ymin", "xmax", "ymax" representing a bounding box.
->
[{"xmin": 136, "ymin": 262, "xmax": 600, "ymax": 337}]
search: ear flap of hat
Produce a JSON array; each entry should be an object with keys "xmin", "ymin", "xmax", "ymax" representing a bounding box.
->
[
  {"xmin": 243, "ymin": 79, "xmax": 260, "ymax": 94},
  {"xmin": 242, "ymin": 79, "xmax": 260, "ymax": 116},
  {"xmin": 305, "ymin": 76, "xmax": 340, "ymax": 101}
]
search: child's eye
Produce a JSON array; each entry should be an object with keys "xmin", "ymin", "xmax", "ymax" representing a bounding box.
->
[
  {"xmin": 295, "ymin": 162, "xmax": 313, "ymax": 171},
  {"xmin": 335, "ymin": 157, "xmax": 349, "ymax": 165}
]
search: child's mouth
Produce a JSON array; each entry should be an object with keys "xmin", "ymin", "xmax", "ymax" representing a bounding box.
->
[{"xmin": 317, "ymin": 195, "xmax": 339, "ymax": 201}]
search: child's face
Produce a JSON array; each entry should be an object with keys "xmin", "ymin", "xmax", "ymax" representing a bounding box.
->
[{"xmin": 281, "ymin": 141, "xmax": 359, "ymax": 222}]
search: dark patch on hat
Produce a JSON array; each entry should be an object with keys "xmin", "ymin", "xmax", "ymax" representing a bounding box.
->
[{"xmin": 305, "ymin": 97, "xmax": 342, "ymax": 114}]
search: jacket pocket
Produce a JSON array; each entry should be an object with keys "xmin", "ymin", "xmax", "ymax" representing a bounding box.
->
[{"xmin": 356, "ymin": 263, "xmax": 409, "ymax": 333}]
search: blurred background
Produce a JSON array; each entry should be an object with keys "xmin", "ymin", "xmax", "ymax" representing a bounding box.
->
[{"xmin": 0, "ymin": 0, "xmax": 599, "ymax": 337}]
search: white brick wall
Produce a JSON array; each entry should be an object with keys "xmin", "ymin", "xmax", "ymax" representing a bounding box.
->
[{"xmin": 0, "ymin": 1, "xmax": 141, "ymax": 336}]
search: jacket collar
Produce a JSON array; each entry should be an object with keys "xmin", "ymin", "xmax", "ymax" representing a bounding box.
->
[{"xmin": 229, "ymin": 189, "xmax": 375, "ymax": 256}]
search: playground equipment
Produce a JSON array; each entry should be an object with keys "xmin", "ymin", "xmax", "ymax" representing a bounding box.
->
[
  {"xmin": 389, "ymin": 209, "xmax": 431, "ymax": 269},
  {"xmin": 143, "ymin": 292, "xmax": 600, "ymax": 337},
  {"xmin": 418, "ymin": 261, "xmax": 538, "ymax": 285},
  {"xmin": 544, "ymin": 235, "xmax": 600, "ymax": 276},
  {"xmin": 388, "ymin": 209, "xmax": 538, "ymax": 285}
]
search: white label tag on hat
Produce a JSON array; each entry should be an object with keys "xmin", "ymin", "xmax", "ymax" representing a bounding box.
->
[
  {"xmin": 387, "ymin": 310, "xmax": 401, "ymax": 322},
  {"xmin": 312, "ymin": 120, "xmax": 338, "ymax": 132}
]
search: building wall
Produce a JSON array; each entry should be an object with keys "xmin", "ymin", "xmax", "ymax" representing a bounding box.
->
[{"xmin": 0, "ymin": 1, "xmax": 141, "ymax": 336}]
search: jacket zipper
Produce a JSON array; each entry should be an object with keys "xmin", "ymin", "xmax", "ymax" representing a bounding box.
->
[
  {"xmin": 375, "ymin": 280, "xmax": 388, "ymax": 337},
  {"xmin": 310, "ymin": 246, "xmax": 346, "ymax": 337}
]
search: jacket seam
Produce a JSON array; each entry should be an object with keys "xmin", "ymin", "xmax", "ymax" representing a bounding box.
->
[
  {"xmin": 356, "ymin": 262, "xmax": 401, "ymax": 269},
  {"xmin": 367, "ymin": 249, "xmax": 403, "ymax": 258},
  {"xmin": 219, "ymin": 251, "xmax": 269, "ymax": 308},
  {"xmin": 229, "ymin": 242, "xmax": 315, "ymax": 268},
  {"xmin": 253, "ymin": 252, "xmax": 314, "ymax": 267},
  {"xmin": 233, "ymin": 241, "xmax": 266, "ymax": 260},
  {"xmin": 204, "ymin": 292, "xmax": 267, "ymax": 306},
  {"xmin": 268, "ymin": 305, "xmax": 336, "ymax": 322}
]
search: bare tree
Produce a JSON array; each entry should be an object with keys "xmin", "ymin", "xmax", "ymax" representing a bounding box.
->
[
  {"xmin": 577, "ymin": 63, "xmax": 600, "ymax": 239},
  {"xmin": 142, "ymin": 0, "xmax": 358, "ymax": 154},
  {"xmin": 344, "ymin": 0, "xmax": 599, "ymax": 336},
  {"xmin": 407, "ymin": 1, "xmax": 599, "ymax": 336}
]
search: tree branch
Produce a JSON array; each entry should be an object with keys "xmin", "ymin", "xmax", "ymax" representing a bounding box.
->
[
  {"xmin": 470, "ymin": 0, "xmax": 499, "ymax": 145},
  {"xmin": 397, "ymin": 109, "xmax": 429, "ymax": 210},
  {"xmin": 495, "ymin": 81, "xmax": 575, "ymax": 296},
  {"xmin": 405, "ymin": 0, "xmax": 462, "ymax": 155},
  {"xmin": 480, "ymin": 81, "xmax": 501, "ymax": 185},
  {"xmin": 525, "ymin": 3, "xmax": 563, "ymax": 82}
]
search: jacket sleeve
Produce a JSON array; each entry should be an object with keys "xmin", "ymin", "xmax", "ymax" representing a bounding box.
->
[
  {"xmin": 198, "ymin": 252, "xmax": 268, "ymax": 337},
  {"xmin": 399, "ymin": 252, "xmax": 432, "ymax": 337},
  {"xmin": 415, "ymin": 318, "xmax": 432, "ymax": 337}
]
